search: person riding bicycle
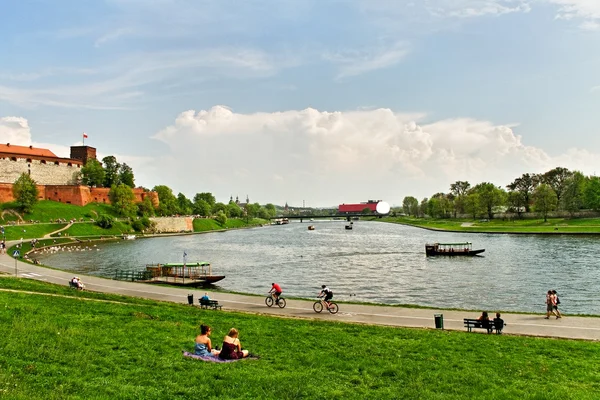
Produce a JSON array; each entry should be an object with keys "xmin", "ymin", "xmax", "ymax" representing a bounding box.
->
[
  {"xmin": 269, "ymin": 283, "xmax": 283, "ymax": 304},
  {"xmin": 319, "ymin": 285, "xmax": 333, "ymax": 309}
]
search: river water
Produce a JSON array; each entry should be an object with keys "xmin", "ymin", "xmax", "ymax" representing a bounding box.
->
[{"xmin": 34, "ymin": 221, "xmax": 600, "ymax": 315}]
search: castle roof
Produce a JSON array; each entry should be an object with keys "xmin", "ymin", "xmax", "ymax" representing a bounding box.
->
[{"xmin": 0, "ymin": 143, "xmax": 58, "ymax": 158}]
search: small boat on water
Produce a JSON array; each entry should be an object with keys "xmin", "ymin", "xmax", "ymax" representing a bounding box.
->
[
  {"xmin": 308, "ymin": 225, "xmax": 315, "ymax": 230},
  {"xmin": 425, "ymin": 242, "xmax": 485, "ymax": 256},
  {"xmin": 345, "ymin": 222, "xmax": 353, "ymax": 230},
  {"xmin": 122, "ymin": 234, "xmax": 136, "ymax": 240}
]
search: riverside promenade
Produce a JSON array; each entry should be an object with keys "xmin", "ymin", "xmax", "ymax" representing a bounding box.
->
[{"xmin": 1, "ymin": 249, "xmax": 599, "ymax": 341}]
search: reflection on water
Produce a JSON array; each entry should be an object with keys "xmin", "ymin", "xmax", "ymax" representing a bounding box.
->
[{"xmin": 35, "ymin": 221, "xmax": 600, "ymax": 314}]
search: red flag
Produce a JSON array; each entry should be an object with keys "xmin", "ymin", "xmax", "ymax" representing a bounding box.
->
[{"xmin": 83, "ymin": 133, "xmax": 88, "ymax": 139}]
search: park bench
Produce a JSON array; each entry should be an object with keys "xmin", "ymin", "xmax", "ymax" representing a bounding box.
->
[
  {"xmin": 199, "ymin": 298, "xmax": 222, "ymax": 310},
  {"xmin": 464, "ymin": 318, "xmax": 504, "ymax": 334}
]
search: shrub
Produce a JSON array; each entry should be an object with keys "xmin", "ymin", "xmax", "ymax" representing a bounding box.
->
[{"xmin": 96, "ymin": 214, "xmax": 115, "ymax": 229}]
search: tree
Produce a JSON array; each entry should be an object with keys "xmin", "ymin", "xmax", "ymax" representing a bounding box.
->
[
  {"xmin": 212, "ymin": 202, "xmax": 228, "ymax": 215},
  {"xmin": 118, "ymin": 163, "xmax": 135, "ymax": 188},
  {"xmin": 137, "ymin": 196, "xmax": 156, "ymax": 217},
  {"xmin": 193, "ymin": 199, "xmax": 211, "ymax": 217},
  {"xmin": 12, "ymin": 173, "xmax": 39, "ymax": 213},
  {"xmin": 463, "ymin": 192, "xmax": 482, "ymax": 219},
  {"xmin": 194, "ymin": 192, "xmax": 216, "ymax": 208},
  {"xmin": 152, "ymin": 185, "xmax": 178, "ymax": 216},
  {"xmin": 541, "ymin": 167, "xmax": 572, "ymax": 210},
  {"xmin": 402, "ymin": 196, "xmax": 419, "ymax": 217},
  {"xmin": 471, "ymin": 182, "xmax": 506, "ymax": 219},
  {"xmin": 176, "ymin": 193, "xmax": 193, "ymax": 215},
  {"xmin": 450, "ymin": 181, "xmax": 470, "ymax": 216},
  {"xmin": 81, "ymin": 159, "xmax": 105, "ymax": 187},
  {"xmin": 561, "ymin": 171, "xmax": 585, "ymax": 216},
  {"xmin": 264, "ymin": 203, "xmax": 277, "ymax": 218},
  {"xmin": 245, "ymin": 203, "xmax": 261, "ymax": 219},
  {"xmin": 507, "ymin": 191, "xmax": 526, "ymax": 218},
  {"xmin": 109, "ymin": 184, "xmax": 137, "ymax": 217},
  {"xmin": 102, "ymin": 156, "xmax": 121, "ymax": 187},
  {"xmin": 214, "ymin": 210, "xmax": 227, "ymax": 225},
  {"xmin": 257, "ymin": 207, "xmax": 271, "ymax": 219},
  {"xmin": 506, "ymin": 173, "xmax": 539, "ymax": 212},
  {"xmin": 583, "ymin": 176, "xmax": 600, "ymax": 211},
  {"xmin": 227, "ymin": 201, "xmax": 242, "ymax": 218},
  {"xmin": 96, "ymin": 214, "xmax": 115, "ymax": 229},
  {"xmin": 362, "ymin": 207, "xmax": 372, "ymax": 214},
  {"xmin": 419, "ymin": 198, "xmax": 428, "ymax": 217},
  {"xmin": 532, "ymin": 183, "xmax": 558, "ymax": 222}
]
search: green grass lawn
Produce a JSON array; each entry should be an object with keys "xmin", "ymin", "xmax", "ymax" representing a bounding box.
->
[
  {"xmin": 1, "ymin": 278, "xmax": 599, "ymax": 399},
  {"xmin": 2, "ymin": 224, "xmax": 67, "ymax": 241},
  {"xmin": 0, "ymin": 200, "xmax": 118, "ymax": 224},
  {"xmin": 193, "ymin": 217, "xmax": 268, "ymax": 232},
  {"xmin": 382, "ymin": 216, "xmax": 600, "ymax": 233}
]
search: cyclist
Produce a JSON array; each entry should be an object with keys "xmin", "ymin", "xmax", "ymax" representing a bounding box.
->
[
  {"xmin": 269, "ymin": 283, "xmax": 283, "ymax": 304},
  {"xmin": 318, "ymin": 285, "xmax": 333, "ymax": 309}
]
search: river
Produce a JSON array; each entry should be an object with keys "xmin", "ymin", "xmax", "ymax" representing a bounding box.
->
[{"xmin": 34, "ymin": 221, "xmax": 600, "ymax": 315}]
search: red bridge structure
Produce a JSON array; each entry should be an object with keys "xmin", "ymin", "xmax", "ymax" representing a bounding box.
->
[{"xmin": 338, "ymin": 200, "xmax": 381, "ymax": 214}]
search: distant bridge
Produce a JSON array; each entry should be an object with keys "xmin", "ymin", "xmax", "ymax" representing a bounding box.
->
[{"xmin": 270, "ymin": 214, "xmax": 387, "ymax": 222}]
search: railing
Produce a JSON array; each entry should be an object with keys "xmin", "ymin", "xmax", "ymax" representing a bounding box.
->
[{"xmin": 113, "ymin": 270, "xmax": 153, "ymax": 282}]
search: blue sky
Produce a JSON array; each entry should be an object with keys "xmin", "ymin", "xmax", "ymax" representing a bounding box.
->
[{"xmin": 1, "ymin": 0, "xmax": 599, "ymax": 206}]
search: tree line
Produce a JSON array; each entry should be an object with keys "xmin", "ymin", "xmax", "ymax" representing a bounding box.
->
[
  {"xmin": 401, "ymin": 167, "xmax": 600, "ymax": 221},
  {"xmin": 9, "ymin": 155, "xmax": 279, "ymax": 228}
]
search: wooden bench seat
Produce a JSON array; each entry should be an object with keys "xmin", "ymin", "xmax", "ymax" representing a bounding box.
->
[
  {"xmin": 199, "ymin": 298, "xmax": 222, "ymax": 310},
  {"xmin": 464, "ymin": 318, "xmax": 504, "ymax": 334}
]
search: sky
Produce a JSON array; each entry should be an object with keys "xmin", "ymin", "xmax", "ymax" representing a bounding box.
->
[{"xmin": 1, "ymin": 0, "xmax": 599, "ymax": 207}]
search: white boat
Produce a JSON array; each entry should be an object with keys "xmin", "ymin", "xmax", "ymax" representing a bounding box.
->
[{"xmin": 123, "ymin": 234, "xmax": 136, "ymax": 240}]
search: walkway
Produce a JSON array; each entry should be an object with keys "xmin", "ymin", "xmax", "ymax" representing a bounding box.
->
[{"xmin": 1, "ymin": 246, "xmax": 598, "ymax": 341}]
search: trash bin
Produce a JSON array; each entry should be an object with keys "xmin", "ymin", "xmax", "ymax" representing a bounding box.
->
[
  {"xmin": 434, "ymin": 314, "xmax": 444, "ymax": 329},
  {"xmin": 187, "ymin": 294, "xmax": 194, "ymax": 305}
]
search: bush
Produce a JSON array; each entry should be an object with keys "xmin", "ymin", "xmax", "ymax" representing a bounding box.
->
[
  {"xmin": 96, "ymin": 214, "xmax": 115, "ymax": 229},
  {"xmin": 131, "ymin": 216, "xmax": 156, "ymax": 232},
  {"xmin": 214, "ymin": 210, "xmax": 227, "ymax": 226}
]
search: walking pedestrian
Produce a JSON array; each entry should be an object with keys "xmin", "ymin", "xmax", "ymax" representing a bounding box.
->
[
  {"xmin": 552, "ymin": 290, "xmax": 562, "ymax": 319},
  {"xmin": 545, "ymin": 290, "xmax": 557, "ymax": 319}
]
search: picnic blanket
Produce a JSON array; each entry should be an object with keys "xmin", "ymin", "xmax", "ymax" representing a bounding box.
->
[{"xmin": 182, "ymin": 351, "xmax": 258, "ymax": 362}]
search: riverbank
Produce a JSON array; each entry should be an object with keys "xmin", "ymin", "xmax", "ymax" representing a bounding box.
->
[
  {"xmin": 1, "ymin": 277, "xmax": 599, "ymax": 399},
  {"xmin": 379, "ymin": 216, "xmax": 600, "ymax": 234}
]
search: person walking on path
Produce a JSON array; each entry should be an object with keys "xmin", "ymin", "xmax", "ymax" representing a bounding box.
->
[
  {"xmin": 552, "ymin": 290, "xmax": 562, "ymax": 319},
  {"xmin": 545, "ymin": 290, "xmax": 558, "ymax": 319}
]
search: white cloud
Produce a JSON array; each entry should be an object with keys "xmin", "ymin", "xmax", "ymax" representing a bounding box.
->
[
  {"xmin": 0, "ymin": 117, "xmax": 32, "ymax": 145},
  {"xmin": 324, "ymin": 42, "xmax": 410, "ymax": 79},
  {"xmin": 0, "ymin": 47, "xmax": 292, "ymax": 109},
  {"xmin": 548, "ymin": 0, "xmax": 600, "ymax": 28},
  {"xmin": 427, "ymin": 0, "xmax": 532, "ymax": 18},
  {"xmin": 149, "ymin": 106, "xmax": 600, "ymax": 205}
]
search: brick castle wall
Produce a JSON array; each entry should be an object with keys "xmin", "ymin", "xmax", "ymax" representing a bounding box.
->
[{"xmin": 0, "ymin": 183, "xmax": 158, "ymax": 207}]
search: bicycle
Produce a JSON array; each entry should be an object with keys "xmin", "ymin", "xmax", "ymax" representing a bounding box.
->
[
  {"xmin": 265, "ymin": 294, "xmax": 286, "ymax": 308},
  {"xmin": 313, "ymin": 297, "xmax": 338, "ymax": 314}
]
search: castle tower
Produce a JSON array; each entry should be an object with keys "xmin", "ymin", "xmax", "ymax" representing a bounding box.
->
[{"xmin": 70, "ymin": 146, "xmax": 97, "ymax": 165}]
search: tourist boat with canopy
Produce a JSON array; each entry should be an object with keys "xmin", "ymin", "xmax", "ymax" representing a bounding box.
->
[
  {"xmin": 425, "ymin": 242, "xmax": 485, "ymax": 256},
  {"xmin": 114, "ymin": 262, "xmax": 225, "ymax": 287}
]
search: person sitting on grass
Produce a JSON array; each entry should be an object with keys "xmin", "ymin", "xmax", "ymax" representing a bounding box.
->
[
  {"xmin": 194, "ymin": 324, "xmax": 219, "ymax": 357},
  {"xmin": 218, "ymin": 328, "xmax": 249, "ymax": 360}
]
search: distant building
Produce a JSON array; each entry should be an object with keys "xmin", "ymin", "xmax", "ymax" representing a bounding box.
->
[{"xmin": 338, "ymin": 200, "xmax": 381, "ymax": 214}]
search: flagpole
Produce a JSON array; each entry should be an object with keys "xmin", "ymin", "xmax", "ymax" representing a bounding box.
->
[{"xmin": 82, "ymin": 133, "xmax": 85, "ymax": 145}]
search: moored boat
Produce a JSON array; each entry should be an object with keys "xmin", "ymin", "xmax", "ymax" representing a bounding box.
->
[
  {"xmin": 113, "ymin": 262, "xmax": 225, "ymax": 287},
  {"xmin": 425, "ymin": 242, "xmax": 484, "ymax": 256},
  {"xmin": 308, "ymin": 225, "xmax": 315, "ymax": 230}
]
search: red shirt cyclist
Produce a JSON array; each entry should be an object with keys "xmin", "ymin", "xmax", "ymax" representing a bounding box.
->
[{"xmin": 269, "ymin": 283, "xmax": 283, "ymax": 303}]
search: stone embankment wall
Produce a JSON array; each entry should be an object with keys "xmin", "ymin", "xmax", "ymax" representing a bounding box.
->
[
  {"xmin": 0, "ymin": 158, "xmax": 80, "ymax": 185},
  {"xmin": 150, "ymin": 217, "xmax": 194, "ymax": 233}
]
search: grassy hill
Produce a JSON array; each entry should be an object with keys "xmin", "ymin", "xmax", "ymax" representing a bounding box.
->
[
  {"xmin": 1, "ymin": 277, "xmax": 599, "ymax": 399},
  {"xmin": 0, "ymin": 201, "xmax": 268, "ymax": 241}
]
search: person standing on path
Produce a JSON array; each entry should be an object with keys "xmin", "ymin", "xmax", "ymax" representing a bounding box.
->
[{"xmin": 545, "ymin": 290, "xmax": 557, "ymax": 319}]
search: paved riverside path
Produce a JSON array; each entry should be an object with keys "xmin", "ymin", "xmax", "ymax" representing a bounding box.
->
[{"xmin": 1, "ymin": 248, "xmax": 599, "ymax": 341}]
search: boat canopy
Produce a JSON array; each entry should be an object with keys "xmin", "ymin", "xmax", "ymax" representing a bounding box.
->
[{"xmin": 162, "ymin": 262, "xmax": 210, "ymax": 267}]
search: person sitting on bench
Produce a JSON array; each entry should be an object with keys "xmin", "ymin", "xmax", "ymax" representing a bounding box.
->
[{"xmin": 71, "ymin": 276, "xmax": 84, "ymax": 290}]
